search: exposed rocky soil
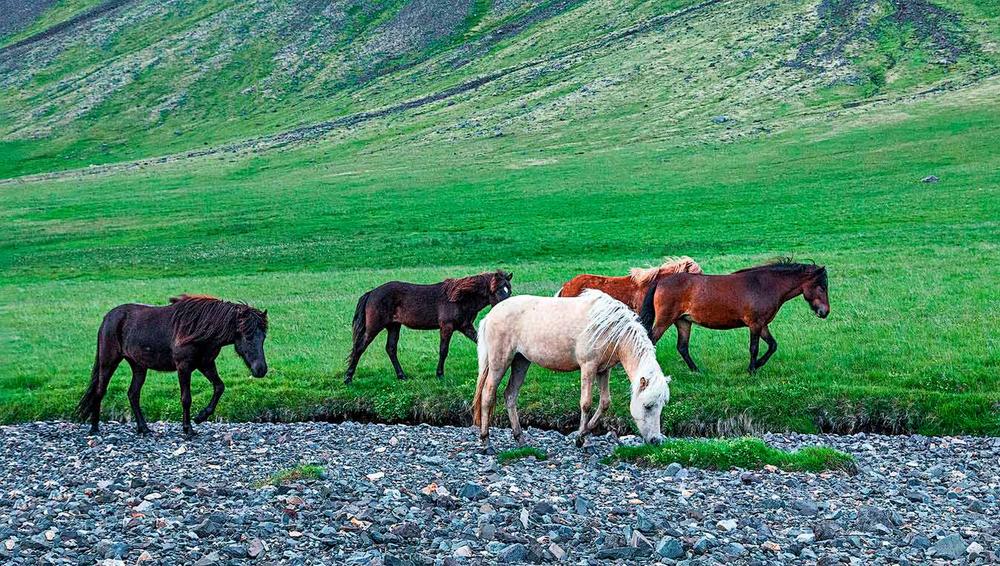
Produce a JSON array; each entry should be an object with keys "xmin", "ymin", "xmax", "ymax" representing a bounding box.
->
[
  {"xmin": 1, "ymin": 422, "xmax": 996, "ymax": 564},
  {"xmin": 0, "ymin": 0, "xmax": 59, "ymax": 39}
]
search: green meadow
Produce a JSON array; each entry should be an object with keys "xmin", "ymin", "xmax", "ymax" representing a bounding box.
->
[
  {"xmin": 2, "ymin": 92, "xmax": 997, "ymax": 435},
  {"xmin": 0, "ymin": 0, "xmax": 997, "ymax": 436}
]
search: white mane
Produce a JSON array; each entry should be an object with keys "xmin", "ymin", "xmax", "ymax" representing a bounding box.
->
[
  {"xmin": 580, "ymin": 290, "xmax": 656, "ymax": 360},
  {"xmin": 628, "ymin": 256, "xmax": 702, "ymax": 284}
]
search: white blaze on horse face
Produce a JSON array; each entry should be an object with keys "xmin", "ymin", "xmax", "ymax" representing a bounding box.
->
[{"xmin": 630, "ymin": 373, "xmax": 670, "ymax": 444}]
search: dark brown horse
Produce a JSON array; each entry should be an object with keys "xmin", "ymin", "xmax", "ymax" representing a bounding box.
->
[
  {"xmin": 344, "ymin": 270, "xmax": 513, "ymax": 383},
  {"xmin": 557, "ymin": 256, "xmax": 702, "ymax": 311},
  {"xmin": 76, "ymin": 295, "xmax": 269, "ymax": 437},
  {"xmin": 639, "ymin": 260, "xmax": 829, "ymax": 373}
]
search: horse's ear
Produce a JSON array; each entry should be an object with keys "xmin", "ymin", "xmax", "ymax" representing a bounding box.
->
[
  {"xmin": 263, "ymin": 309, "xmax": 268, "ymax": 317},
  {"xmin": 639, "ymin": 376, "xmax": 649, "ymax": 392},
  {"xmin": 507, "ymin": 271, "xmax": 514, "ymax": 281}
]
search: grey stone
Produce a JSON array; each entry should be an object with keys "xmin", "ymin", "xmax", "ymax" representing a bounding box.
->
[
  {"xmin": 933, "ymin": 534, "xmax": 965, "ymax": 560},
  {"xmin": 656, "ymin": 537, "xmax": 685, "ymax": 559},
  {"xmin": 498, "ymin": 543, "xmax": 528, "ymax": 563}
]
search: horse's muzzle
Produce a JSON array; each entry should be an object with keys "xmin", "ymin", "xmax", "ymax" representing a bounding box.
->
[
  {"xmin": 251, "ymin": 363, "xmax": 268, "ymax": 378},
  {"xmin": 815, "ymin": 307, "xmax": 829, "ymax": 319},
  {"xmin": 645, "ymin": 434, "xmax": 664, "ymax": 446}
]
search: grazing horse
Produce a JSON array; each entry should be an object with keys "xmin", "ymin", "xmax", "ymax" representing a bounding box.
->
[
  {"xmin": 639, "ymin": 259, "xmax": 829, "ymax": 373},
  {"xmin": 344, "ymin": 270, "xmax": 513, "ymax": 384},
  {"xmin": 472, "ymin": 290, "xmax": 670, "ymax": 450},
  {"xmin": 76, "ymin": 295, "xmax": 269, "ymax": 437},
  {"xmin": 557, "ymin": 256, "xmax": 702, "ymax": 311}
]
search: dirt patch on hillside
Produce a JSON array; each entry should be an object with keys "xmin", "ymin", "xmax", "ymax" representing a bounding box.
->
[
  {"xmin": 791, "ymin": 0, "xmax": 969, "ymax": 71},
  {"xmin": 0, "ymin": 0, "xmax": 59, "ymax": 40}
]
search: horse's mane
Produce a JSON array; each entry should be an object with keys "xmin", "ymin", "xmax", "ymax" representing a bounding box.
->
[
  {"xmin": 442, "ymin": 270, "xmax": 510, "ymax": 302},
  {"xmin": 734, "ymin": 258, "xmax": 828, "ymax": 286},
  {"xmin": 442, "ymin": 274, "xmax": 489, "ymax": 302},
  {"xmin": 169, "ymin": 294, "xmax": 267, "ymax": 344},
  {"xmin": 580, "ymin": 290, "xmax": 655, "ymax": 360},
  {"xmin": 629, "ymin": 256, "xmax": 702, "ymax": 284}
]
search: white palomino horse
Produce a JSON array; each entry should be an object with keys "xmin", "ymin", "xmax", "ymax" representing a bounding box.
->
[{"xmin": 472, "ymin": 290, "xmax": 671, "ymax": 449}]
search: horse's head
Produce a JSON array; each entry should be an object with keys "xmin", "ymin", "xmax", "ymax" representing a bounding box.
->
[
  {"xmin": 488, "ymin": 270, "xmax": 514, "ymax": 305},
  {"xmin": 802, "ymin": 266, "xmax": 829, "ymax": 319},
  {"xmin": 235, "ymin": 306, "xmax": 269, "ymax": 377},
  {"xmin": 629, "ymin": 371, "xmax": 671, "ymax": 445}
]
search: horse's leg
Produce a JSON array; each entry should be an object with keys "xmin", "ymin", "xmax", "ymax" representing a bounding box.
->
[
  {"xmin": 755, "ymin": 325, "xmax": 778, "ymax": 369},
  {"xmin": 675, "ymin": 319, "xmax": 699, "ymax": 372},
  {"xmin": 384, "ymin": 323, "xmax": 407, "ymax": 380},
  {"xmin": 479, "ymin": 364, "xmax": 508, "ymax": 452},
  {"xmin": 747, "ymin": 326, "xmax": 762, "ymax": 374},
  {"xmin": 126, "ymin": 362, "xmax": 150, "ymax": 435},
  {"xmin": 90, "ymin": 357, "xmax": 122, "ymax": 435},
  {"xmin": 436, "ymin": 323, "xmax": 454, "ymax": 379},
  {"xmin": 575, "ymin": 364, "xmax": 596, "ymax": 447},
  {"xmin": 344, "ymin": 324, "xmax": 382, "ymax": 384},
  {"xmin": 583, "ymin": 369, "xmax": 612, "ymax": 435},
  {"xmin": 504, "ymin": 354, "xmax": 530, "ymax": 445},
  {"xmin": 458, "ymin": 322, "xmax": 477, "ymax": 343},
  {"xmin": 177, "ymin": 366, "xmax": 196, "ymax": 438},
  {"xmin": 194, "ymin": 361, "xmax": 224, "ymax": 424}
]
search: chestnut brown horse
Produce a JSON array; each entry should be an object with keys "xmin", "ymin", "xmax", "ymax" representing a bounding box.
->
[
  {"xmin": 77, "ymin": 295, "xmax": 269, "ymax": 437},
  {"xmin": 557, "ymin": 256, "xmax": 702, "ymax": 311},
  {"xmin": 639, "ymin": 260, "xmax": 829, "ymax": 373},
  {"xmin": 344, "ymin": 270, "xmax": 513, "ymax": 383}
]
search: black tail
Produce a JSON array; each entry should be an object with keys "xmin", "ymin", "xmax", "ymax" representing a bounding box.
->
[
  {"xmin": 348, "ymin": 291, "xmax": 372, "ymax": 360},
  {"xmin": 639, "ymin": 280, "xmax": 659, "ymax": 338},
  {"xmin": 76, "ymin": 309, "xmax": 123, "ymax": 422},
  {"xmin": 75, "ymin": 342, "xmax": 102, "ymax": 422}
]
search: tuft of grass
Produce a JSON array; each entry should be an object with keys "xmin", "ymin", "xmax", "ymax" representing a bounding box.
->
[
  {"xmin": 603, "ymin": 437, "xmax": 857, "ymax": 473},
  {"xmin": 253, "ymin": 464, "xmax": 325, "ymax": 488},
  {"xmin": 496, "ymin": 446, "xmax": 548, "ymax": 465}
]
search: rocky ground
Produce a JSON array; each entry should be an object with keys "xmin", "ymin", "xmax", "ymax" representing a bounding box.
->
[{"xmin": 0, "ymin": 422, "xmax": 996, "ymax": 565}]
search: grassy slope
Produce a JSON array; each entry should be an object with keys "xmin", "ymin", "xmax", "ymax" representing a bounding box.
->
[{"xmin": 0, "ymin": 0, "xmax": 997, "ymax": 435}]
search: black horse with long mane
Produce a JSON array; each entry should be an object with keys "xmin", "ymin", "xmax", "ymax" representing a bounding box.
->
[
  {"xmin": 344, "ymin": 270, "xmax": 513, "ymax": 383},
  {"xmin": 77, "ymin": 294, "xmax": 269, "ymax": 437}
]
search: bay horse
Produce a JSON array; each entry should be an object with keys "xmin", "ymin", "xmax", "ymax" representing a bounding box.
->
[
  {"xmin": 344, "ymin": 270, "xmax": 513, "ymax": 384},
  {"xmin": 557, "ymin": 256, "xmax": 702, "ymax": 311},
  {"xmin": 76, "ymin": 294, "xmax": 269, "ymax": 437},
  {"xmin": 639, "ymin": 259, "xmax": 829, "ymax": 373},
  {"xmin": 472, "ymin": 290, "xmax": 670, "ymax": 451}
]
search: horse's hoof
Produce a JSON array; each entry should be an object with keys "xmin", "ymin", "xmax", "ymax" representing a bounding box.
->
[
  {"xmin": 136, "ymin": 427, "xmax": 151, "ymax": 436},
  {"xmin": 193, "ymin": 415, "xmax": 206, "ymax": 425},
  {"xmin": 482, "ymin": 445, "xmax": 497, "ymax": 456},
  {"xmin": 343, "ymin": 377, "xmax": 353, "ymax": 385},
  {"xmin": 575, "ymin": 436, "xmax": 586, "ymax": 448},
  {"xmin": 396, "ymin": 374, "xmax": 408, "ymax": 381},
  {"xmin": 183, "ymin": 429, "xmax": 198, "ymax": 439},
  {"xmin": 88, "ymin": 427, "xmax": 100, "ymax": 436},
  {"xmin": 435, "ymin": 373, "xmax": 444, "ymax": 379}
]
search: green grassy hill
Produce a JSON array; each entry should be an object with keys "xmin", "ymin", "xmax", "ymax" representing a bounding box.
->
[{"xmin": 0, "ymin": 0, "xmax": 997, "ymax": 435}]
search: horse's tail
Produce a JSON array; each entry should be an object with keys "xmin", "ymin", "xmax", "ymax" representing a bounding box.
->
[
  {"xmin": 75, "ymin": 348, "xmax": 102, "ymax": 422},
  {"xmin": 76, "ymin": 309, "xmax": 123, "ymax": 421},
  {"xmin": 347, "ymin": 291, "xmax": 372, "ymax": 361},
  {"xmin": 472, "ymin": 317, "xmax": 491, "ymax": 426},
  {"xmin": 554, "ymin": 286, "xmax": 562, "ymax": 297},
  {"xmin": 639, "ymin": 280, "xmax": 659, "ymax": 337}
]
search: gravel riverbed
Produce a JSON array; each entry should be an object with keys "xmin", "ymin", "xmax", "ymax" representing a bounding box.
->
[{"xmin": 0, "ymin": 422, "xmax": 996, "ymax": 565}]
